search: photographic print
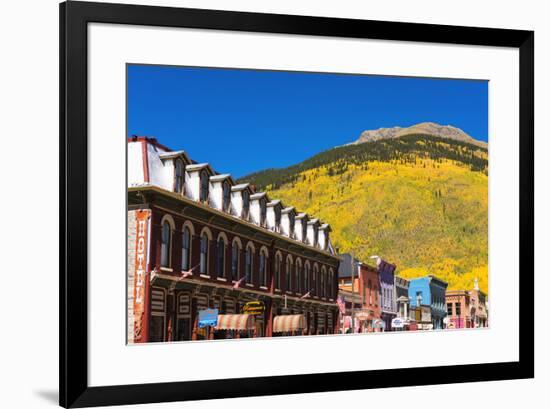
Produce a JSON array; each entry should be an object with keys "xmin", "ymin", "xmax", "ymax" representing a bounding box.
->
[{"xmin": 126, "ymin": 64, "xmax": 489, "ymax": 344}]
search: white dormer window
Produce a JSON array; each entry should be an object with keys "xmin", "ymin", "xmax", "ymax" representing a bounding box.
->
[
  {"xmin": 200, "ymin": 170, "xmax": 209, "ymax": 203},
  {"xmin": 223, "ymin": 181, "xmax": 231, "ymax": 212},
  {"xmin": 275, "ymin": 208, "xmax": 281, "ymax": 231},
  {"xmin": 250, "ymin": 193, "xmax": 268, "ymax": 226},
  {"xmin": 307, "ymin": 219, "xmax": 320, "ymax": 247},
  {"xmin": 242, "ymin": 190, "xmax": 250, "ymax": 220},
  {"xmin": 314, "ymin": 224, "xmax": 319, "ymax": 247},
  {"xmin": 280, "ymin": 207, "xmax": 295, "ymax": 237},
  {"xmin": 260, "ymin": 201, "xmax": 267, "ymax": 227},
  {"xmin": 174, "ymin": 159, "xmax": 185, "ymax": 194}
]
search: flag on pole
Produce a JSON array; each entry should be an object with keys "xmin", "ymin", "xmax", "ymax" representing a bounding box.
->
[
  {"xmin": 232, "ymin": 276, "xmax": 246, "ymax": 289},
  {"xmin": 336, "ymin": 295, "xmax": 346, "ymax": 315},
  {"xmin": 180, "ymin": 264, "xmax": 200, "ymax": 278}
]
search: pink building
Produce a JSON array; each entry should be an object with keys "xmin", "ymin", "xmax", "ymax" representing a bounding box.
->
[
  {"xmin": 445, "ymin": 279, "xmax": 489, "ymax": 329},
  {"xmin": 445, "ymin": 290, "xmax": 471, "ymax": 329}
]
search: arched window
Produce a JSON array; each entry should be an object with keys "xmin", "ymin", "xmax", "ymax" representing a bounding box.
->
[
  {"xmin": 285, "ymin": 257, "xmax": 293, "ymax": 292},
  {"xmin": 200, "ymin": 232, "xmax": 209, "ymax": 274},
  {"xmin": 199, "ymin": 170, "xmax": 209, "ymax": 203},
  {"xmin": 328, "ymin": 269, "xmax": 334, "ymax": 299},
  {"xmin": 245, "ymin": 244, "xmax": 253, "ymax": 284},
  {"xmin": 295, "ymin": 260, "xmax": 302, "ymax": 294},
  {"xmin": 260, "ymin": 201, "xmax": 267, "ymax": 227},
  {"xmin": 174, "ymin": 159, "xmax": 185, "ymax": 194},
  {"xmin": 181, "ymin": 227, "xmax": 191, "ymax": 271},
  {"xmin": 223, "ymin": 182, "xmax": 231, "ymax": 212},
  {"xmin": 231, "ymin": 239, "xmax": 240, "ymax": 281},
  {"xmin": 160, "ymin": 220, "xmax": 171, "ymax": 267},
  {"xmin": 274, "ymin": 253, "xmax": 282, "ymax": 290},
  {"xmin": 259, "ymin": 248, "xmax": 268, "ymax": 287},
  {"xmin": 320, "ymin": 267, "xmax": 326, "ymax": 298},
  {"xmin": 312, "ymin": 265, "xmax": 319, "ymax": 296},
  {"xmin": 242, "ymin": 191, "xmax": 250, "ymax": 220},
  {"xmin": 304, "ymin": 263, "xmax": 311, "ymax": 293},
  {"xmin": 216, "ymin": 236, "xmax": 226, "ymax": 278}
]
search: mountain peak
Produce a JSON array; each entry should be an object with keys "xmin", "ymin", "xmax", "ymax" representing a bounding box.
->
[{"xmin": 350, "ymin": 122, "xmax": 487, "ymax": 148}]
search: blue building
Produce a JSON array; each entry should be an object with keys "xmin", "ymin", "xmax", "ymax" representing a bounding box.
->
[{"xmin": 408, "ymin": 275, "xmax": 448, "ymax": 330}]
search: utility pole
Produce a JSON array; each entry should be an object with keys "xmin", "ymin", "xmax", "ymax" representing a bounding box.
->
[
  {"xmin": 350, "ymin": 258, "xmax": 354, "ymax": 333},
  {"xmin": 351, "ymin": 259, "xmax": 362, "ymax": 333}
]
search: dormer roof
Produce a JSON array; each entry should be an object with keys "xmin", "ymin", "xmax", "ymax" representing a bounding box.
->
[
  {"xmin": 231, "ymin": 183, "xmax": 251, "ymax": 192},
  {"xmin": 281, "ymin": 206, "xmax": 295, "ymax": 215},
  {"xmin": 186, "ymin": 163, "xmax": 213, "ymax": 174},
  {"xmin": 159, "ymin": 150, "xmax": 191, "ymax": 163},
  {"xmin": 250, "ymin": 192, "xmax": 268, "ymax": 201},
  {"xmin": 210, "ymin": 174, "xmax": 234, "ymax": 184}
]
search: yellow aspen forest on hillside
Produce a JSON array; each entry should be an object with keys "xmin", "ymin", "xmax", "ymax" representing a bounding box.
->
[{"xmin": 265, "ymin": 157, "xmax": 489, "ymax": 294}]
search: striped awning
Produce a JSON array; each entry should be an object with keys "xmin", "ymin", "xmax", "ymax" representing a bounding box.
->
[
  {"xmin": 215, "ymin": 314, "xmax": 255, "ymax": 331},
  {"xmin": 273, "ymin": 314, "xmax": 306, "ymax": 333}
]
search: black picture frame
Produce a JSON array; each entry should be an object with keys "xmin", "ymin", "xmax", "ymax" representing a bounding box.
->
[{"xmin": 60, "ymin": 1, "xmax": 534, "ymax": 407}]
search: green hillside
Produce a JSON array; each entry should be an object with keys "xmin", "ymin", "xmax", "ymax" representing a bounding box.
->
[{"xmin": 239, "ymin": 134, "xmax": 489, "ymax": 293}]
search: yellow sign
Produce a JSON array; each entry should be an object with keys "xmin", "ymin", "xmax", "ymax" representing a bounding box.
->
[{"xmin": 242, "ymin": 301, "xmax": 265, "ymax": 315}]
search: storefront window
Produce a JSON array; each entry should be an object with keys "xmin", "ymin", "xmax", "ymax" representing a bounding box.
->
[
  {"xmin": 150, "ymin": 315, "xmax": 165, "ymax": 342},
  {"xmin": 176, "ymin": 318, "xmax": 191, "ymax": 341}
]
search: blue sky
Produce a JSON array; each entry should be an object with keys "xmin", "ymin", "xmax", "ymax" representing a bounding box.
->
[{"xmin": 127, "ymin": 64, "xmax": 488, "ymax": 178}]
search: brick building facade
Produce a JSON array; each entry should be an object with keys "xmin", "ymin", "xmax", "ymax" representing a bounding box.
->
[{"xmin": 127, "ymin": 137, "xmax": 340, "ymax": 343}]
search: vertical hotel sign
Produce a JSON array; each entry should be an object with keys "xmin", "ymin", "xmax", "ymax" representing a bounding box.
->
[{"xmin": 133, "ymin": 209, "xmax": 151, "ymax": 342}]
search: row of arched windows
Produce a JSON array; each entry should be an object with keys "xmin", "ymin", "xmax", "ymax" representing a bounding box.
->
[
  {"xmin": 159, "ymin": 215, "xmax": 335, "ymax": 298},
  {"xmin": 274, "ymin": 253, "xmax": 335, "ymax": 298}
]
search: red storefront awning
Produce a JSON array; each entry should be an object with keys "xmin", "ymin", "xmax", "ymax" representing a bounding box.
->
[{"xmin": 215, "ymin": 314, "xmax": 255, "ymax": 331}]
